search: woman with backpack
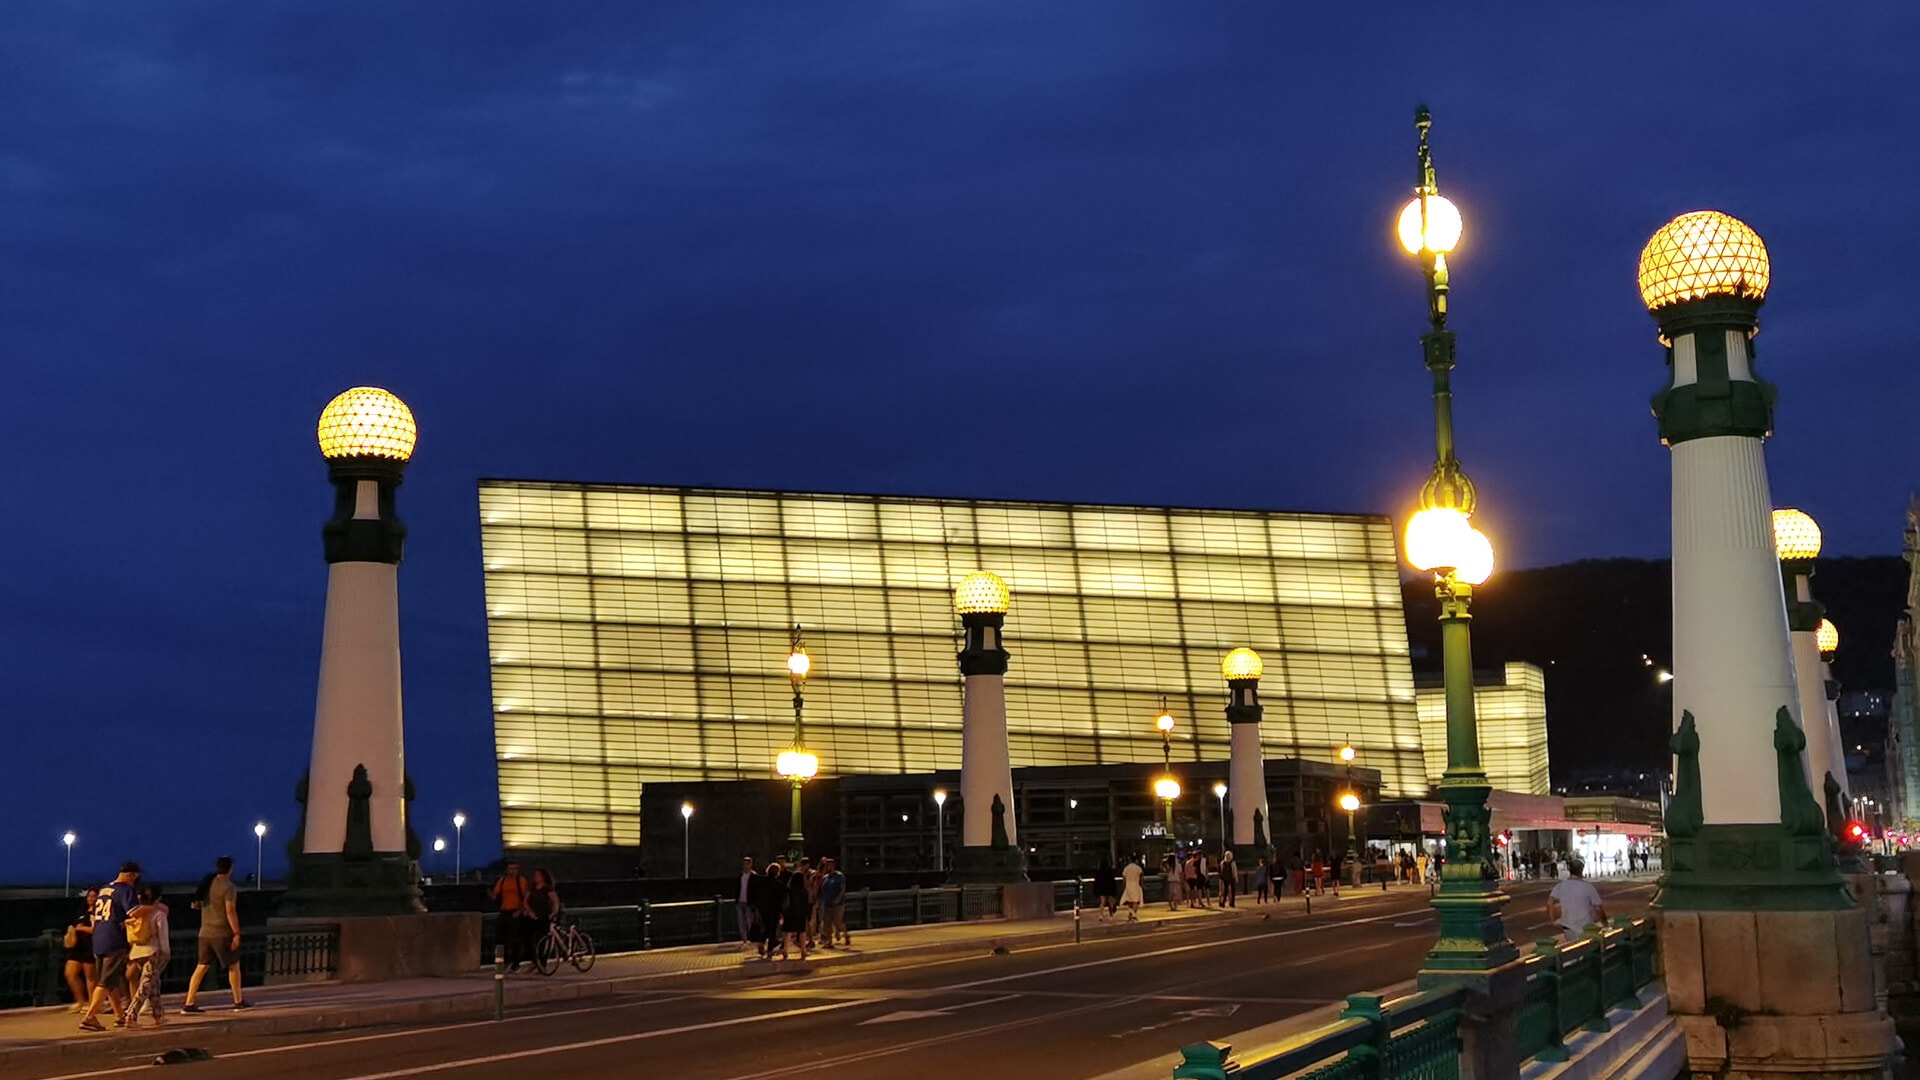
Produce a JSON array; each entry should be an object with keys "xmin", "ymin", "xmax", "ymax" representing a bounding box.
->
[{"xmin": 124, "ymin": 886, "xmax": 171, "ymax": 1027}]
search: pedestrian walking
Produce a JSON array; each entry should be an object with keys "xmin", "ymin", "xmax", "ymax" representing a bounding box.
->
[
  {"xmin": 781, "ymin": 858, "xmax": 812, "ymax": 961},
  {"xmin": 804, "ymin": 859, "xmax": 823, "ymax": 950},
  {"xmin": 1416, "ymin": 849, "xmax": 1430, "ymax": 885},
  {"xmin": 1187, "ymin": 851, "xmax": 1209, "ymax": 908},
  {"xmin": 818, "ymin": 858, "xmax": 849, "ymax": 948},
  {"xmin": 183, "ymin": 856, "xmax": 249, "ymax": 1010},
  {"xmin": 1164, "ymin": 854, "xmax": 1184, "ymax": 910},
  {"xmin": 753, "ymin": 861, "xmax": 787, "ymax": 960},
  {"xmin": 1218, "ymin": 850, "xmax": 1236, "ymax": 907},
  {"xmin": 526, "ymin": 870, "xmax": 560, "ymax": 955},
  {"xmin": 78, "ymin": 862, "xmax": 140, "ymax": 1031},
  {"xmin": 487, "ymin": 861, "xmax": 533, "ymax": 973},
  {"xmin": 1092, "ymin": 859, "xmax": 1118, "ymax": 920},
  {"xmin": 1309, "ymin": 850, "xmax": 1327, "ymax": 897},
  {"xmin": 62, "ymin": 889, "xmax": 97, "ymax": 1012},
  {"xmin": 125, "ymin": 886, "xmax": 171, "ymax": 1027},
  {"xmin": 735, "ymin": 857, "xmax": 757, "ymax": 950},
  {"xmin": 1120, "ymin": 856, "xmax": 1145, "ymax": 921},
  {"xmin": 1547, "ymin": 859, "xmax": 1607, "ymax": 941}
]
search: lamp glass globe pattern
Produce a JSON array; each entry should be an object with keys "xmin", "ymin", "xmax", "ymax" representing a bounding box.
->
[
  {"xmin": 1818, "ymin": 619, "xmax": 1840, "ymax": 655},
  {"xmin": 1155, "ymin": 776, "xmax": 1182, "ymax": 801},
  {"xmin": 317, "ymin": 387, "xmax": 417, "ymax": 461},
  {"xmin": 954, "ymin": 570, "xmax": 1012, "ymax": 615},
  {"xmin": 1221, "ymin": 647, "xmax": 1264, "ymax": 681},
  {"xmin": 1637, "ymin": 210, "xmax": 1770, "ymax": 311},
  {"xmin": 1772, "ymin": 508, "xmax": 1822, "ymax": 562},
  {"xmin": 1397, "ymin": 193, "xmax": 1463, "ymax": 256}
]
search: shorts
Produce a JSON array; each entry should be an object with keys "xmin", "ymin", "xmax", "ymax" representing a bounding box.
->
[
  {"xmin": 820, "ymin": 904, "xmax": 846, "ymax": 937},
  {"xmin": 198, "ymin": 936, "xmax": 237, "ymax": 968},
  {"xmin": 96, "ymin": 950, "xmax": 131, "ymax": 994}
]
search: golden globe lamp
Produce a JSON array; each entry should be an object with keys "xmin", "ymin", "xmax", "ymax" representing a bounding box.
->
[
  {"xmin": 787, "ymin": 647, "xmax": 812, "ymax": 684},
  {"xmin": 1338, "ymin": 792, "xmax": 1361, "ymax": 814},
  {"xmin": 954, "ymin": 570, "xmax": 1012, "ymax": 615},
  {"xmin": 317, "ymin": 387, "xmax": 417, "ymax": 461},
  {"xmin": 1397, "ymin": 193, "xmax": 1463, "ymax": 257},
  {"xmin": 1221, "ymin": 647, "xmax": 1264, "ymax": 681},
  {"xmin": 1818, "ymin": 619, "xmax": 1840, "ymax": 657},
  {"xmin": 1156, "ymin": 711, "xmax": 1175, "ymax": 735},
  {"xmin": 1155, "ymin": 776, "xmax": 1182, "ymax": 802},
  {"xmin": 1772, "ymin": 508, "xmax": 1822, "ymax": 562},
  {"xmin": 1637, "ymin": 210, "xmax": 1770, "ymax": 312}
]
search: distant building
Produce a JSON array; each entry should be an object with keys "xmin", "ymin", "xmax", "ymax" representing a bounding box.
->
[
  {"xmin": 1895, "ymin": 498, "xmax": 1920, "ymax": 827},
  {"xmin": 1415, "ymin": 662, "xmax": 1550, "ymax": 796},
  {"xmin": 478, "ymin": 480, "xmax": 1428, "ymax": 867}
]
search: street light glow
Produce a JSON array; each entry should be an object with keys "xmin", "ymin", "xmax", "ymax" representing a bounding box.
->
[
  {"xmin": 1212, "ymin": 781, "xmax": 1228, "ymax": 798},
  {"xmin": 453, "ymin": 812, "xmax": 466, "ymax": 829},
  {"xmin": 254, "ymin": 822, "xmax": 267, "ymax": 839},
  {"xmin": 1155, "ymin": 711, "xmax": 1175, "ymax": 734},
  {"xmin": 1397, "ymin": 193, "xmax": 1463, "ymax": 256},
  {"xmin": 1220, "ymin": 647, "xmax": 1264, "ymax": 681},
  {"xmin": 1657, "ymin": 669, "xmax": 1675, "ymax": 683},
  {"xmin": 681, "ymin": 802, "xmax": 694, "ymax": 820},
  {"xmin": 317, "ymin": 386, "xmax": 418, "ymax": 461},
  {"xmin": 786, "ymin": 648, "xmax": 812, "ymax": 681},
  {"xmin": 933, "ymin": 788, "xmax": 946, "ymax": 806},
  {"xmin": 1155, "ymin": 776, "xmax": 1181, "ymax": 801},
  {"xmin": 1818, "ymin": 619, "xmax": 1840, "ymax": 656},
  {"xmin": 433, "ymin": 837, "xmax": 446, "ymax": 852},
  {"xmin": 63, "ymin": 832, "xmax": 75, "ymax": 847},
  {"xmin": 953, "ymin": 570, "xmax": 1012, "ymax": 615},
  {"xmin": 1339, "ymin": 792, "xmax": 1361, "ymax": 813},
  {"xmin": 777, "ymin": 749, "xmax": 818, "ymax": 779}
]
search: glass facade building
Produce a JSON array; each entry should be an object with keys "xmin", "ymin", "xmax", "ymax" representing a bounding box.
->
[
  {"xmin": 479, "ymin": 481, "xmax": 1424, "ymax": 853},
  {"xmin": 1417, "ymin": 661, "xmax": 1550, "ymax": 796}
]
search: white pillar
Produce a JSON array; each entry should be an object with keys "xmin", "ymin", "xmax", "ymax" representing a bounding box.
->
[
  {"xmin": 1672, "ymin": 432, "xmax": 1802, "ymax": 825},
  {"xmin": 1228, "ymin": 723, "xmax": 1266, "ymax": 846},
  {"xmin": 960, "ymin": 663, "xmax": 1016, "ymax": 848},
  {"xmin": 1820, "ymin": 656, "xmax": 1849, "ymax": 801},
  {"xmin": 306, "ymin": 559, "xmax": 407, "ymax": 854},
  {"xmin": 1792, "ymin": 629, "xmax": 1841, "ymax": 804}
]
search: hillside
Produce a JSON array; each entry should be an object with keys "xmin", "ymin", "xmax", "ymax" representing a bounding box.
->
[{"xmin": 1400, "ymin": 556, "xmax": 1907, "ymax": 779}]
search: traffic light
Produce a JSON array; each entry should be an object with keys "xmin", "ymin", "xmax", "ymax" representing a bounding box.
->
[{"xmin": 1846, "ymin": 821, "xmax": 1867, "ymax": 842}]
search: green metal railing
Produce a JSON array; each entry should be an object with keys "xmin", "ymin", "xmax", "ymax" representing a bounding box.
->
[
  {"xmin": 1173, "ymin": 917, "xmax": 1658, "ymax": 1080},
  {"xmin": 0, "ymin": 925, "xmax": 340, "ymax": 1009},
  {"xmin": 1174, "ymin": 985, "xmax": 1469, "ymax": 1080},
  {"xmin": 1516, "ymin": 917, "xmax": 1658, "ymax": 1062}
]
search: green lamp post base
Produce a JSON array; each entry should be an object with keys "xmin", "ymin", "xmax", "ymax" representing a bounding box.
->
[
  {"xmin": 1655, "ymin": 823, "xmax": 1852, "ymax": 911},
  {"xmin": 1419, "ymin": 775, "xmax": 1517, "ymax": 981}
]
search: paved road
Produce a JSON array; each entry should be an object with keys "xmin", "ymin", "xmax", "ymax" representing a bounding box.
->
[{"xmin": 21, "ymin": 880, "xmax": 1652, "ymax": 1080}]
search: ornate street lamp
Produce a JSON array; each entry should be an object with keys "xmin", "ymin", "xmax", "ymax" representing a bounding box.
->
[
  {"xmin": 681, "ymin": 802, "xmax": 695, "ymax": 878},
  {"xmin": 1774, "ymin": 508, "xmax": 1847, "ymax": 816},
  {"xmin": 452, "ymin": 812, "xmax": 466, "ymax": 881},
  {"xmin": 1396, "ymin": 106, "xmax": 1515, "ymax": 975},
  {"xmin": 777, "ymin": 625, "xmax": 818, "ymax": 865},
  {"xmin": 254, "ymin": 822, "xmax": 268, "ymax": 890},
  {"xmin": 62, "ymin": 832, "xmax": 75, "ymax": 897},
  {"xmin": 1155, "ymin": 702, "xmax": 1179, "ymax": 843},
  {"xmin": 1155, "ymin": 775, "xmax": 1182, "ymax": 840}
]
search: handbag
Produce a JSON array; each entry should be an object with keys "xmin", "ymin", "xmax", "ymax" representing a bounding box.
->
[{"xmin": 125, "ymin": 912, "xmax": 152, "ymax": 947}]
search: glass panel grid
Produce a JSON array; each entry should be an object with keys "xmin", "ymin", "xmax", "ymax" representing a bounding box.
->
[{"xmin": 481, "ymin": 482, "xmax": 1422, "ymax": 848}]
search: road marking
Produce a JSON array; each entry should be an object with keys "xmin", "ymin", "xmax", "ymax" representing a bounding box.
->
[
  {"xmin": 729, "ymin": 995, "xmax": 1127, "ymax": 1080},
  {"xmin": 1114, "ymin": 1002, "xmax": 1242, "ymax": 1037},
  {"xmin": 325, "ymin": 999, "xmax": 873, "ymax": 1080},
  {"xmin": 940, "ymin": 907, "xmax": 1422, "ymax": 991},
  {"xmin": 27, "ymin": 993, "xmax": 702, "ymax": 1080},
  {"xmin": 857, "ymin": 993, "xmax": 1020, "ymax": 1025}
]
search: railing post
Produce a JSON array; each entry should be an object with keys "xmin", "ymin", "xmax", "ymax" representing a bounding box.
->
[
  {"xmin": 1581, "ymin": 929, "xmax": 1616, "ymax": 1030},
  {"xmin": 714, "ymin": 896, "xmax": 725, "ymax": 944},
  {"xmin": 641, "ymin": 901, "xmax": 653, "ymax": 951},
  {"xmin": 493, "ymin": 945, "xmax": 506, "ymax": 1021},
  {"xmin": 913, "ymin": 884, "xmax": 923, "ymax": 924},
  {"xmin": 1171, "ymin": 1042, "xmax": 1236, "ymax": 1080},
  {"xmin": 1339, "ymin": 993, "xmax": 1387, "ymax": 1080},
  {"xmin": 1605, "ymin": 919, "xmax": 1644, "ymax": 1009},
  {"xmin": 862, "ymin": 887, "xmax": 872, "ymax": 931},
  {"xmin": 1534, "ymin": 940, "xmax": 1569, "ymax": 1063}
]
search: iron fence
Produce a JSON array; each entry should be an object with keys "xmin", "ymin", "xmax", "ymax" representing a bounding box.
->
[{"xmin": 0, "ymin": 924, "xmax": 339, "ymax": 1009}]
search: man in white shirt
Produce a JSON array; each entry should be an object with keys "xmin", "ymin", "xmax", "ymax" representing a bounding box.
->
[
  {"xmin": 736, "ymin": 857, "xmax": 756, "ymax": 951},
  {"xmin": 1546, "ymin": 860, "xmax": 1607, "ymax": 941}
]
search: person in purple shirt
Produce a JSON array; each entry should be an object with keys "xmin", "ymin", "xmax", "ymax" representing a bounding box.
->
[{"xmin": 78, "ymin": 862, "xmax": 141, "ymax": 1031}]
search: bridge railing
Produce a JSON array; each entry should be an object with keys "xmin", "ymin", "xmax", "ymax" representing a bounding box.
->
[
  {"xmin": 0, "ymin": 924, "xmax": 340, "ymax": 1009},
  {"xmin": 1173, "ymin": 916, "xmax": 1659, "ymax": 1080}
]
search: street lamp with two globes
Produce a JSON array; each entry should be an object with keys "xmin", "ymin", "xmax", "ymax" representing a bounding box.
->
[{"xmin": 777, "ymin": 627, "xmax": 818, "ymax": 865}]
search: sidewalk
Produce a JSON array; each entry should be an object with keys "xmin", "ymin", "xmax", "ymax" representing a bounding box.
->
[{"xmin": 0, "ymin": 901, "xmax": 1239, "ymax": 1071}]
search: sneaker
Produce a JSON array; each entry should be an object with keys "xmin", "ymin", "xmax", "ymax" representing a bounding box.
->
[
  {"xmin": 181, "ymin": 1004, "xmax": 204, "ymax": 1014},
  {"xmin": 78, "ymin": 1017, "xmax": 105, "ymax": 1032},
  {"xmin": 232, "ymin": 1001, "xmax": 251, "ymax": 1011}
]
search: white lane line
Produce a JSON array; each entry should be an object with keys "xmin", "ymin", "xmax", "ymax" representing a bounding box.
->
[
  {"xmin": 28, "ymin": 993, "xmax": 701, "ymax": 1080},
  {"xmin": 328, "ymin": 999, "xmax": 871, "ymax": 1080},
  {"xmin": 940, "ymin": 907, "xmax": 1422, "ymax": 991}
]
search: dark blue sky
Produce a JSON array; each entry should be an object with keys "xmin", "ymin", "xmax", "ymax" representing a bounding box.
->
[{"xmin": 3, "ymin": 5, "xmax": 1912, "ymax": 884}]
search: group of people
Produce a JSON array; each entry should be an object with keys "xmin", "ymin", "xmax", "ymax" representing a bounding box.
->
[
  {"xmin": 734, "ymin": 855, "xmax": 848, "ymax": 960},
  {"xmin": 489, "ymin": 861, "xmax": 563, "ymax": 971},
  {"xmin": 69, "ymin": 857, "xmax": 250, "ymax": 1032}
]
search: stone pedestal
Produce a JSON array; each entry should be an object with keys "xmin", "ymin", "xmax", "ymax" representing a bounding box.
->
[
  {"xmin": 1000, "ymin": 882, "xmax": 1055, "ymax": 921},
  {"xmin": 1660, "ymin": 909, "xmax": 1894, "ymax": 1080},
  {"xmin": 1418, "ymin": 956, "xmax": 1530, "ymax": 1080},
  {"xmin": 271, "ymin": 912, "xmax": 480, "ymax": 984}
]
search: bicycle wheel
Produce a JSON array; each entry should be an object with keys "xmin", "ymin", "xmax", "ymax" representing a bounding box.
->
[
  {"xmin": 532, "ymin": 932, "xmax": 560, "ymax": 976},
  {"xmin": 569, "ymin": 930, "xmax": 596, "ymax": 973}
]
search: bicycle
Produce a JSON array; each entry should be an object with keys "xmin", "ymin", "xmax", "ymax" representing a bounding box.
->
[{"xmin": 532, "ymin": 918, "xmax": 596, "ymax": 975}]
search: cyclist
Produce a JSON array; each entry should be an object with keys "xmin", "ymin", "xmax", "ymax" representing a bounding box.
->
[{"xmin": 528, "ymin": 870, "xmax": 560, "ymax": 953}]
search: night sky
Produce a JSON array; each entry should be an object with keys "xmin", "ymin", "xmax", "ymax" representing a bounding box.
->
[{"xmin": 3, "ymin": 5, "xmax": 1913, "ymax": 885}]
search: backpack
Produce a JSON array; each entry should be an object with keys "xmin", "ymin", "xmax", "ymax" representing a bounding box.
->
[{"xmin": 126, "ymin": 910, "xmax": 153, "ymax": 947}]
